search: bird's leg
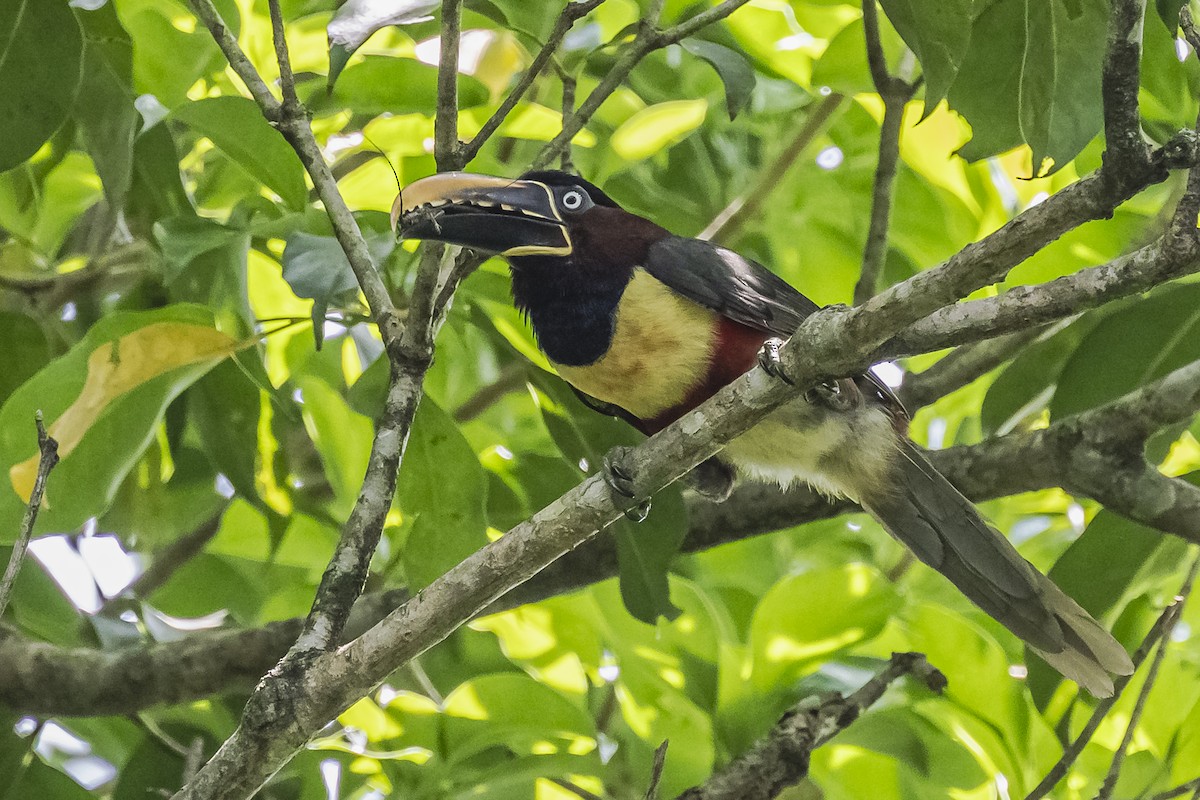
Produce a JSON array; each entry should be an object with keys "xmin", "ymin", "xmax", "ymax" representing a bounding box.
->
[
  {"xmin": 758, "ymin": 337, "xmax": 856, "ymax": 411},
  {"xmin": 602, "ymin": 446, "xmax": 652, "ymax": 523},
  {"xmin": 756, "ymin": 337, "xmax": 794, "ymax": 385},
  {"xmin": 684, "ymin": 457, "xmax": 735, "ymax": 502}
]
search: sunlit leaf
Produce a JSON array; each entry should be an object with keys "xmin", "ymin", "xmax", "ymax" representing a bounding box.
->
[
  {"xmin": 611, "ymin": 100, "xmax": 708, "ymax": 161},
  {"xmin": 749, "ymin": 564, "xmax": 900, "ymax": 689},
  {"xmin": 0, "ymin": 306, "xmax": 237, "ymax": 536},
  {"xmin": 398, "ymin": 397, "xmax": 488, "ymax": 589},
  {"xmin": 172, "ymin": 96, "xmax": 308, "ymax": 210},
  {"xmin": 331, "ymin": 56, "xmax": 490, "ymax": 116}
]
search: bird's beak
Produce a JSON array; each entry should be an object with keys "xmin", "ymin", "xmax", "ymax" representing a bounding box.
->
[{"xmin": 391, "ymin": 172, "xmax": 572, "ymax": 256}]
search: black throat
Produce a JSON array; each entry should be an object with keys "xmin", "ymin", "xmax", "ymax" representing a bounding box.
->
[{"xmin": 508, "ymin": 254, "xmax": 634, "ymax": 367}]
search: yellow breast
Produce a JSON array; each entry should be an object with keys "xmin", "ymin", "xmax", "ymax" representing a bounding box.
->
[{"xmin": 552, "ymin": 268, "xmax": 717, "ymax": 420}]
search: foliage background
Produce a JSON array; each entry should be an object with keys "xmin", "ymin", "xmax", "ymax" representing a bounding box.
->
[{"xmin": 2, "ymin": 0, "xmax": 1200, "ymax": 798}]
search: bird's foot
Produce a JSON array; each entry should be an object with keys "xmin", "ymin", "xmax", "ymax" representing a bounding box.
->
[
  {"xmin": 602, "ymin": 446, "xmax": 652, "ymax": 523},
  {"xmin": 684, "ymin": 457, "xmax": 736, "ymax": 502},
  {"xmin": 756, "ymin": 337, "xmax": 794, "ymax": 385},
  {"xmin": 805, "ymin": 378, "xmax": 858, "ymax": 412}
]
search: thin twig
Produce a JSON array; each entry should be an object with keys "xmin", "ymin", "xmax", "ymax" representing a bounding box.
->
[
  {"xmin": 646, "ymin": 741, "xmax": 669, "ymax": 800},
  {"xmin": 897, "ymin": 325, "xmax": 1053, "ymax": 410},
  {"xmin": 1095, "ymin": 552, "xmax": 1200, "ymax": 800},
  {"xmin": 1101, "ymin": 0, "xmax": 1151, "ymax": 171},
  {"xmin": 532, "ymin": 0, "xmax": 755, "ymax": 170},
  {"xmin": 560, "ymin": 67, "xmax": 578, "ymax": 172},
  {"xmin": 435, "ymin": 0, "xmax": 463, "ymax": 170},
  {"xmin": 676, "ymin": 653, "xmax": 944, "ymax": 800},
  {"xmin": 0, "ymin": 414, "xmax": 59, "ymax": 618},
  {"xmin": 700, "ymin": 93, "xmax": 845, "ymax": 242},
  {"xmin": 853, "ymin": 0, "xmax": 916, "ymax": 306},
  {"xmin": 266, "ymin": 0, "xmax": 299, "ymax": 107},
  {"xmin": 98, "ymin": 507, "xmax": 226, "ymax": 613},
  {"xmin": 460, "ymin": 0, "xmax": 605, "ymax": 164},
  {"xmin": 186, "ymin": 0, "xmax": 402, "ymax": 349},
  {"xmin": 1023, "ymin": 582, "xmax": 1195, "ymax": 800},
  {"xmin": 454, "ymin": 362, "xmax": 528, "ymax": 422},
  {"xmin": 1152, "ymin": 778, "xmax": 1200, "ymax": 800},
  {"xmin": 551, "ymin": 778, "xmax": 604, "ymax": 800},
  {"xmin": 185, "ymin": 0, "xmax": 280, "ymax": 113}
]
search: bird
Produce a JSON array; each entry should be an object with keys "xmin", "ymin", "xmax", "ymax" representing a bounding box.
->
[{"xmin": 391, "ymin": 168, "xmax": 1134, "ymax": 696}]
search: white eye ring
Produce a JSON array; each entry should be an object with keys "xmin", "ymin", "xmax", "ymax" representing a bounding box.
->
[{"xmin": 562, "ymin": 190, "xmax": 584, "ymax": 210}]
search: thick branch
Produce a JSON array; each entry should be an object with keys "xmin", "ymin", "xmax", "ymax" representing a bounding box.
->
[
  {"xmin": 881, "ymin": 226, "xmax": 1200, "ymax": 358},
  {"xmin": 1102, "ymin": 0, "xmax": 1151, "ymax": 172},
  {"xmin": 676, "ymin": 653, "xmax": 946, "ymax": 800},
  {"xmin": 7, "ymin": 350, "xmax": 1200, "ymax": 718}
]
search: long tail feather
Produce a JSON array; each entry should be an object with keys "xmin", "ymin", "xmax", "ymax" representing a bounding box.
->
[{"xmin": 861, "ymin": 441, "xmax": 1134, "ymax": 697}]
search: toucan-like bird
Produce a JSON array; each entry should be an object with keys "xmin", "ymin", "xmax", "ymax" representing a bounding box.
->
[{"xmin": 392, "ymin": 169, "xmax": 1133, "ymax": 695}]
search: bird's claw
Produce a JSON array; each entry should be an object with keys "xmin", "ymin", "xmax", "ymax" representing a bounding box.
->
[
  {"xmin": 805, "ymin": 378, "xmax": 858, "ymax": 412},
  {"xmin": 756, "ymin": 337, "xmax": 794, "ymax": 385},
  {"xmin": 602, "ymin": 446, "xmax": 652, "ymax": 523}
]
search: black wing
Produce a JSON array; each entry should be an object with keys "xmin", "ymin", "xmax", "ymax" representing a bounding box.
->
[
  {"xmin": 644, "ymin": 235, "xmax": 819, "ymax": 338},
  {"xmin": 645, "ymin": 235, "xmax": 907, "ymax": 417}
]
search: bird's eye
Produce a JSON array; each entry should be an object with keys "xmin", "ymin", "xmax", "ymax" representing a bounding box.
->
[{"xmin": 561, "ymin": 190, "xmax": 585, "ymax": 211}]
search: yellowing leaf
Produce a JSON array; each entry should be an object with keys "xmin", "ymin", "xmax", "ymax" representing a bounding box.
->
[
  {"xmin": 9, "ymin": 322, "xmax": 236, "ymax": 501},
  {"xmin": 611, "ymin": 99, "xmax": 708, "ymax": 161}
]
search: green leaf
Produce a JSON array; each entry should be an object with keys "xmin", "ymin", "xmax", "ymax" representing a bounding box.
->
[
  {"xmin": 1156, "ymin": 0, "xmax": 1186, "ymax": 30},
  {"xmin": 0, "ymin": 312, "xmax": 49, "ymax": 406},
  {"xmin": 326, "ymin": 0, "xmax": 439, "ymax": 88},
  {"xmin": 749, "ymin": 564, "xmax": 901, "ymax": 689},
  {"xmin": 282, "ymin": 231, "xmax": 392, "ymax": 347},
  {"xmin": 949, "ymin": 0, "xmax": 1107, "ymax": 171},
  {"xmin": 0, "ymin": 0, "xmax": 84, "ymax": 171},
  {"xmin": 153, "ymin": 216, "xmax": 245, "ymax": 279},
  {"xmin": 1051, "ymin": 283, "xmax": 1200, "ymax": 418},
  {"xmin": 611, "ymin": 99, "xmax": 709, "ymax": 161},
  {"xmin": 172, "ymin": 96, "xmax": 308, "ymax": 210},
  {"xmin": 979, "ymin": 315, "xmax": 1103, "ymax": 436},
  {"xmin": 294, "ymin": 374, "xmax": 374, "ymax": 518},
  {"xmin": 878, "ymin": 0, "xmax": 973, "ymax": 108},
  {"xmin": 399, "ymin": 398, "xmax": 488, "ymax": 588},
  {"xmin": 681, "ymin": 40, "xmax": 756, "ymax": 119},
  {"xmin": 73, "ymin": 1, "xmax": 139, "ymax": 205},
  {"xmin": 442, "ymin": 673, "xmax": 594, "ymax": 758},
  {"xmin": 331, "ymin": 56, "xmax": 490, "ymax": 115},
  {"xmin": 0, "ymin": 305, "xmax": 237, "ymax": 537}
]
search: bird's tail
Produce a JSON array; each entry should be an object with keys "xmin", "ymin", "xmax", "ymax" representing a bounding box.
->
[{"xmin": 859, "ymin": 441, "xmax": 1134, "ymax": 697}]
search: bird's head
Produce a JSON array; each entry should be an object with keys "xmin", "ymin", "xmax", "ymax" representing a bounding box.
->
[{"xmin": 391, "ymin": 170, "xmax": 663, "ymax": 269}]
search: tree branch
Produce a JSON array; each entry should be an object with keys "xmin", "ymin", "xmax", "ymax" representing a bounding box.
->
[
  {"xmin": 675, "ymin": 653, "xmax": 946, "ymax": 800},
  {"xmin": 459, "ymin": 0, "xmax": 606, "ymax": 164},
  {"xmin": 434, "ymin": 0, "xmax": 463, "ymax": 170},
  {"xmin": 0, "ymin": 414, "xmax": 58, "ymax": 618},
  {"xmin": 896, "ymin": 325, "xmax": 1052, "ymax": 410},
  {"xmin": 1102, "ymin": 0, "xmax": 1151, "ymax": 173}
]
